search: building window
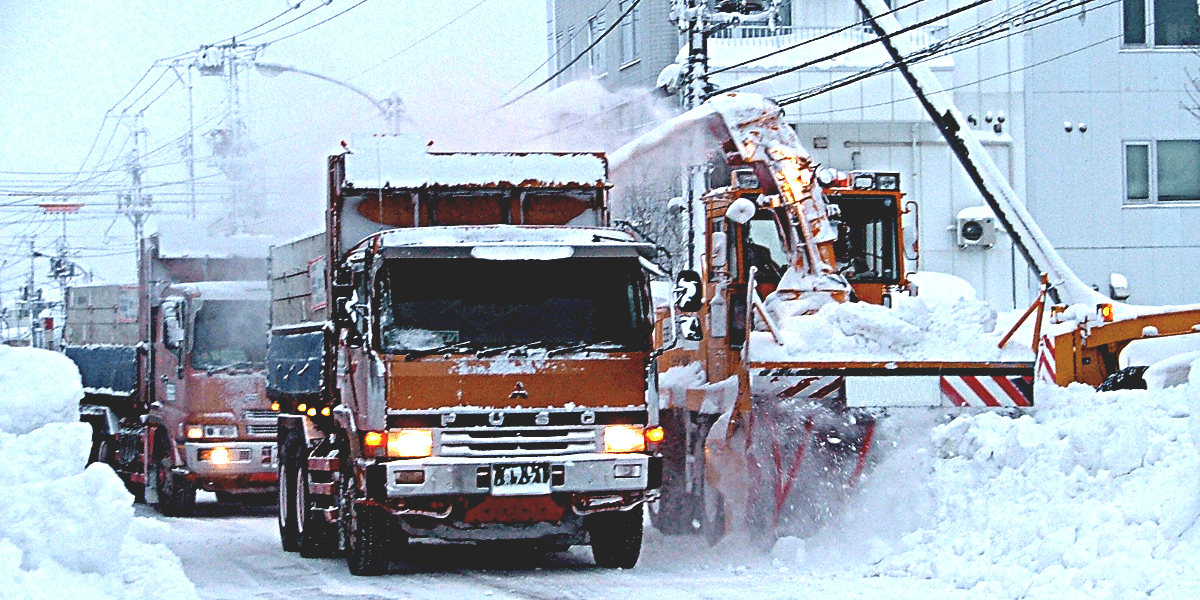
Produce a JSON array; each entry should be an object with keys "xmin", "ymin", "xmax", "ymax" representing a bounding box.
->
[
  {"xmin": 619, "ymin": 0, "xmax": 640, "ymax": 65},
  {"xmin": 1124, "ymin": 0, "xmax": 1200, "ymax": 46},
  {"xmin": 555, "ymin": 31, "xmax": 565, "ymax": 72},
  {"xmin": 588, "ymin": 13, "xmax": 607, "ymax": 76},
  {"xmin": 1125, "ymin": 140, "xmax": 1200, "ymax": 204},
  {"xmin": 566, "ymin": 27, "xmax": 576, "ymax": 77}
]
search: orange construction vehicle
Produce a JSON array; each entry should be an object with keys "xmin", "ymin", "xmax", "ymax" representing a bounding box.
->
[
  {"xmin": 268, "ymin": 137, "xmax": 662, "ymax": 575},
  {"xmin": 611, "ymin": 93, "xmax": 1034, "ymax": 541}
]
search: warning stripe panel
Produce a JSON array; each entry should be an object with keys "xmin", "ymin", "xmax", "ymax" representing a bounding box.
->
[
  {"xmin": 1037, "ymin": 335, "xmax": 1057, "ymax": 383},
  {"xmin": 940, "ymin": 375, "xmax": 1033, "ymax": 407}
]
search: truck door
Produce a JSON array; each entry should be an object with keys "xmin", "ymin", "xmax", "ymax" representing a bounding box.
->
[{"xmin": 154, "ymin": 299, "xmax": 188, "ymax": 443}]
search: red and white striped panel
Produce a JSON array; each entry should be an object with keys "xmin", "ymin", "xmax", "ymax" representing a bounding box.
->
[
  {"xmin": 776, "ymin": 376, "xmax": 844, "ymax": 400},
  {"xmin": 1037, "ymin": 335, "xmax": 1057, "ymax": 384},
  {"xmin": 940, "ymin": 375, "xmax": 1034, "ymax": 408}
]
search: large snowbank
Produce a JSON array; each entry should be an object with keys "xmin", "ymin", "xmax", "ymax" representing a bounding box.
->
[
  {"xmin": 0, "ymin": 345, "xmax": 196, "ymax": 600},
  {"xmin": 777, "ymin": 358, "xmax": 1200, "ymax": 599},
  {"xmin": 753, "ymin": 272, "xmax": 1033, "ymax": 362}
]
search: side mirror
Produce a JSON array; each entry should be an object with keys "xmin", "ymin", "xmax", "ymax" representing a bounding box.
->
[
  {"xmin": 679, "ymin": 315, "xmax": 703, "ymax": 341},
  {"xmin": 674, "ymin": 270, "xmax": 703, "ymax": 312},
  {"xmin": 710, "ymin": 232, "xmax": 727, "ymax": 269},
  {"xmin": 331, "ymin": 282, "xmax": 355, "ymax": 327}
]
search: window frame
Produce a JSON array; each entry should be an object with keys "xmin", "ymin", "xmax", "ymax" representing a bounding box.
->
[
  {"xmin": 619, "ymin": 0, "xmax": 640, "ymax": 66},
  {"xmin": 1123, "ymin": 139, "xmax": 1200, "ymax": 206},
  {"xmin": 1123, "ymin": 0, "xmax": 1200, "ymax": 47},
  {"xmin": 588, "ymin": 12, "xmax": 607, "ymax": 77}
]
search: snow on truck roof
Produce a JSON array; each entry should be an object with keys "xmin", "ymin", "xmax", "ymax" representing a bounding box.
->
[
  {"xmin": 375, "ymin": 225, "xmax": 654, "ymax": 260},
  {"xmin": 154, "ymin": 220, "xmax": 272, "ymax": 259},
  {"xmin": 166, "ymin": 280, "xmax": 268, "ymax": 301},
  {"xmin": 343, "ymin": 135, "xmax": 608, "ymax": 190}
]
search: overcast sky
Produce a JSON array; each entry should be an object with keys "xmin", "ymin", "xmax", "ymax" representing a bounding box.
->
[{"xmin": 0, "ymin": 0, "xmax": 548, "ymax": 300}]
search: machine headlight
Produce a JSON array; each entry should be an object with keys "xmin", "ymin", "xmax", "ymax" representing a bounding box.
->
[
  {"xmin": 604, "ymin": 425, "xmax": 645, "ymax": 453},
  {"xmin": 387, "ymin": 429, "xmax": 434, "ymax": 458},
  {"xmin": 186, "ymin": 424, "xmax": 237, "ymax": 439}
]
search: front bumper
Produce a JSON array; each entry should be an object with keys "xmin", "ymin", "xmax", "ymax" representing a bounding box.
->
[
  {"xmin": 369, "ymin": 453, "xmax": 659, "ymax": 498},
  {"xmin": 184, "ymin": 441, "xmax": 277, "ymax": 477}
]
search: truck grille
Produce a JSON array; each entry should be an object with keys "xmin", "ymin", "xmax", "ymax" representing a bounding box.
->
[
  {"xmin": 439, "ymin": 427, "xmax": 600, "ymax": 458},
  {"xmin": 244, "ymin": 410, "xmax": 278, "ymax": 438}
]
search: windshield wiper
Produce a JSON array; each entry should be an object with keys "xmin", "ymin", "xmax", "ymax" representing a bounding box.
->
[
  {"xmin": 546, "ymin": 341, "xmax": 621, "ymax": 357},
  {"xmin": 403, "ymin": 341, "xmax": 473, "ymax": 361},
  {"xmin": 476, "ymin": 342, "xmax": 539, "ymax": 358}
]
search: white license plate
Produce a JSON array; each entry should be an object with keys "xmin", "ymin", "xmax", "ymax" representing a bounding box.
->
[{"xmin": 491, "ymin": 463, "xmax": 551, "ymax": 496}]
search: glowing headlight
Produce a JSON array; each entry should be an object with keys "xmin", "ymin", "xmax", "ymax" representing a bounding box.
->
[
  {"xmin": 387, "ymin": 429, "xmax": 433, "ymax": 458},
  {"xmin": 208, "ymin": 447, "xmax": 230, "ymax": 465},
  {"xmin": 186, "ymin": 424, "xmax": 237, "ymax": 439},
  {"xmin": 604, "ymin": 425, "xmax": 645, "ymax": 453}
]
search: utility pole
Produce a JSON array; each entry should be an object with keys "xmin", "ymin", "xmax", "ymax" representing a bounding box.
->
[{"xmin": 119, "ymin": 112, "xmax": 154, "ymax": 348}]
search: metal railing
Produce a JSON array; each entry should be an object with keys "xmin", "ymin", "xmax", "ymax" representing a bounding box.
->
[{"xmin": 710, "ymin": 24, "xmax": 948, "ymax": 50}]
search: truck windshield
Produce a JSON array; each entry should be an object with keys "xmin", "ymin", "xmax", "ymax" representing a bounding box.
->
[
  {"xmin": 192, "ymin": 300, "xmax": 268, "ymax": 369},
  {"xmin": 377, "ymin": 257, "xmax": 649, "ymax": 354}
]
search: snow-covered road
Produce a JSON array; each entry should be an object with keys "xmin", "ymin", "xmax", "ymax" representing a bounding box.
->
[{"xmin": 147, "ymin": 496, "xmax": 985, "ymax": 600}]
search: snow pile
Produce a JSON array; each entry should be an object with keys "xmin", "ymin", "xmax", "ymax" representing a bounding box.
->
[
  {"xmin": 754, "ymin": 272, "xmax": 1031, "ymax": 362},
  {"xmin": 0, "ymin": 345, "xmax": 197, "ymax": 600},
  {"xmin": 786, "ymin": 363, "xmax": 1200, "ymax": 599},
  {"xmin": 0, "ymin": 346, "xmax": 82, "ymax": 434}
]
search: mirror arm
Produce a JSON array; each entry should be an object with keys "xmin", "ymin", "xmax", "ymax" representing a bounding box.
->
[{"xmin": 652, "ymin": 274, "xmax": 679, "ymax": 359}]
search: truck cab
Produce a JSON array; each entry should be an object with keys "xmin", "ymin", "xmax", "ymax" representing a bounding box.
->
[
  {"xmin": 145, "ymin": 281, "xmax": 276, "ymax": 515},
  {"xmin": 271, "ymin": 139, "xmax": 661, "ymax": 574}
]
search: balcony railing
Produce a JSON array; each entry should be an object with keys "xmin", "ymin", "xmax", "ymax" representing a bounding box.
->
[{"xmin": 710, "ymin": 24, "xmax": 948, "ymax": 50}]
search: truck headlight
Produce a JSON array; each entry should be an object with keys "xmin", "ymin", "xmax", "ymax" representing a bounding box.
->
[
  {"xmin": 604, "ymin": 425, "xmax": 645, "ymax": 453},
  {"xmin": 186, "ymin": 424, "xmax": 237, "ymax": 439},
  {"xmin": 387, "ymin": 429, "xmax": 433, "ymax": 458}
]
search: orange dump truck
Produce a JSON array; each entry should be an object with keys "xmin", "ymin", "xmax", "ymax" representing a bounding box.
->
[
  {"xmin": 65, "ymin": 231, "xmax": 275, "ymax": 517},
  {"xmin": 269, "ymin": 137, "xmax": 662, "ymax": 574}
]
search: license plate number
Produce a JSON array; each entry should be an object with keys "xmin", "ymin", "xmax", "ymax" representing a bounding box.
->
[{"xmin": 491, "ymin": 463, "xmax": 551, "ymax": 495}]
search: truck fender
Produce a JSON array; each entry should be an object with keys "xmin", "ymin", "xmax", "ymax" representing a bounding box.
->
[{"xmin": 79, "ymin": 404, "xmax": 118, "ymax": 437}]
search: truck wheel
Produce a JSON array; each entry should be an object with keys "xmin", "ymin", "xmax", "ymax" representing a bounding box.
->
[
  {"xmin": 649, "ymin": 485, "xmax": 697, "ymax": 536},
  {"xmin": 347, "ymin": 504, "xmax": 395, "ymax": 576},
  {"xmin": 1098, "ymin": 366, "xmax": 1150, "ymax": 391},
  {"xmin": 277, "ymin": 438, "xmax": 300, "ymax": 552},
  {"xmin": 588, "ymin": 504, "xmax": 644, "ymax": 569},
  {"xmin": 155, "ymin": 456, "xmax": 196, "ymax": 517},
  {"xmin": 298, "ymin": 457, "xmax": 339, "ymax": 558},
  {"xmin": 649, "ymin": 408, "xmax": 697, "ymax": 535}
]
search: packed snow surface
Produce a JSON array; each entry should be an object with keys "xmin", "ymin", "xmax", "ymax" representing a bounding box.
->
[
  {"xmin": 758, "ymin": 355, "xmax": 1200, "ymax": 599},
  {"xmin": 0, "ymin": 346, "xmax": 196, "ymax": 599},
  {"xmin": 752, "ymin": 271, "xmax": 1033, "ymax": 362}
]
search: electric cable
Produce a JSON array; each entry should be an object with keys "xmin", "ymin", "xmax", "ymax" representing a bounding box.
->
[{"xmin": 499, "ymin": 0, "xmax": 643, "ymax": 110}]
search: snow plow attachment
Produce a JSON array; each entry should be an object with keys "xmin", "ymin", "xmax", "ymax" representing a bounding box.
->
[{"xmin": 695, "ymin": 361, "xmax": 1034, "ymax": 542}]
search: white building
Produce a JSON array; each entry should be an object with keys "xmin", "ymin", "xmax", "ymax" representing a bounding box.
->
[{"xmin": 549, "ymin": 0, "xmax": 1200, "ymax": 308}]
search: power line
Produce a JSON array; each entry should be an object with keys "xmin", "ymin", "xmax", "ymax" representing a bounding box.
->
[
  {"xmin": 499, "ymin": 0, "xmax": 644, "ymax": 110},
  {"xmin": 709, "ymin": 0, "xmax": 997, "ymax": 97},
  {"xmin": 706, "ymin": 0, "xmax": 934, "ymax": 77},
  {"xmin": 500, "ymin": 0, "xmax": 618, "ymax": 99},
  {"xmin": 238, "ymin": 1, "xmax": 331, "ymax": 43},
  {"xmin": 253, "ymin": 0, "xmax": 371, "ymax": 46},
  {"xmin": 350, "ymin": 0, "xmax": 495, "ymax": 80},
  {"xmin": 774, "ymin": 0, "xmax": 1112, "ymax": 107}
]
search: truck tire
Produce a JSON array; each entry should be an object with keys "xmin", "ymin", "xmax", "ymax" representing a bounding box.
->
[
  {"xmin": 155, "ymin": 455, "xmax": 196, "ymax": 517},
  {"xmin": 588, "ymin": 504, "xmax": 644, "ymax": 569},
  {"xmin": 347, "ymin": 503, "xmax": 394, "ymax": 576},
  {"xmin": 298, "ymin": 457, "xmax": 340, "ymax": 558},
  {"xmin": 1098, "ymin": 366, "xmax": 1150, "ymax": 391},
  {"xmin": 277, "ymin": 435, "xmax": 300, "ymax": 552},
  {"xmin": 649, "ymin": 408, "xmax": 697, "ymax": 535}
]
